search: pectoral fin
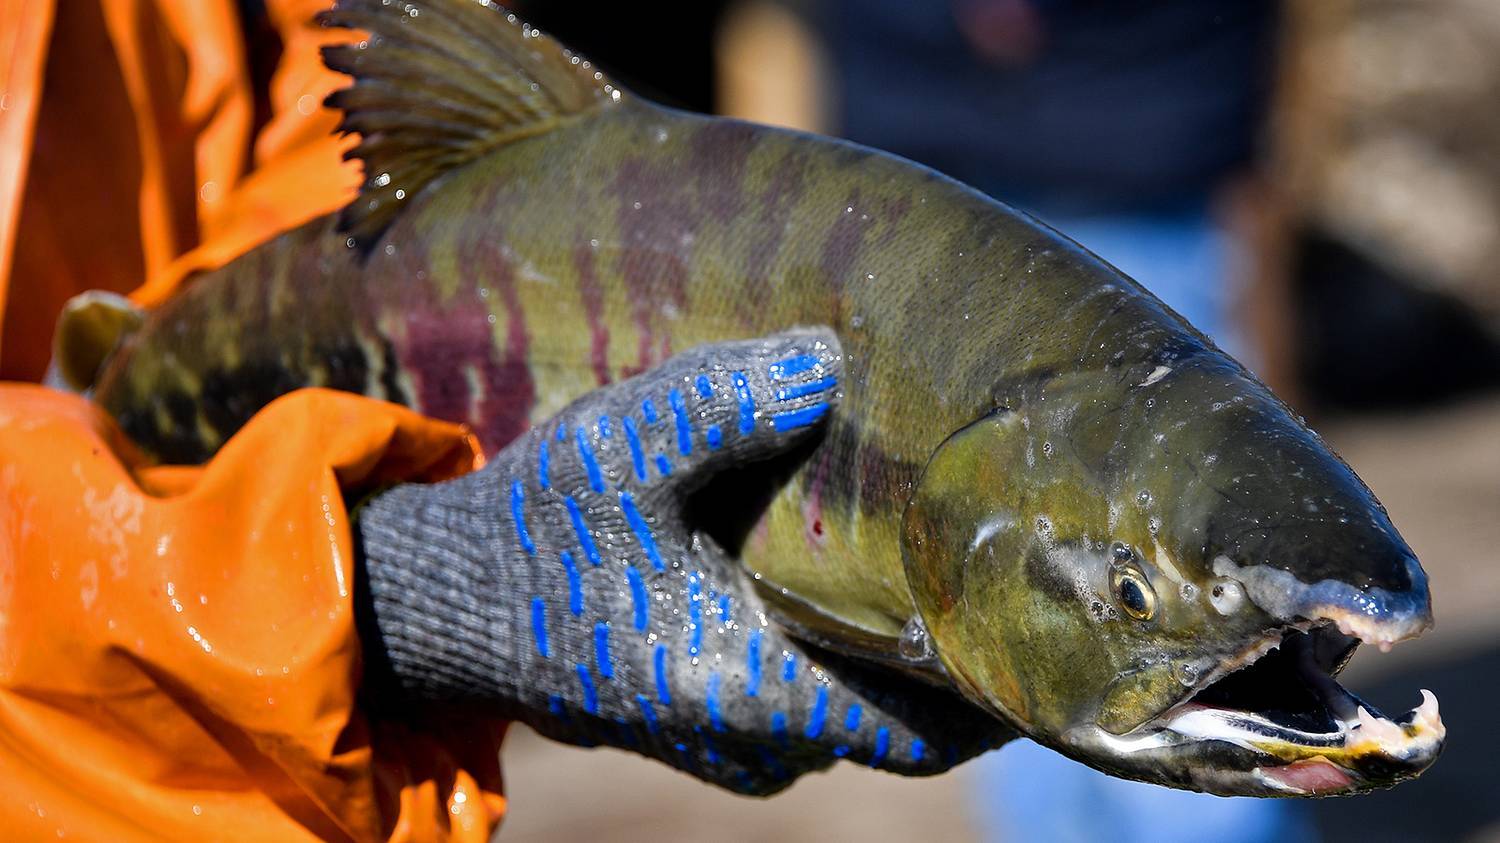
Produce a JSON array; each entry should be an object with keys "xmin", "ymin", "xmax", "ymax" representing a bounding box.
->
[{"xmin": 755, "ymin": 575, "xmax": 950, "ymax": 684}]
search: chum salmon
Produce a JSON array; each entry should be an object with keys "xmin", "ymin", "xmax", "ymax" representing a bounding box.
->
[{"xmin": 71, "ymin": 0, "xmax": 1443, "ymax": 796}]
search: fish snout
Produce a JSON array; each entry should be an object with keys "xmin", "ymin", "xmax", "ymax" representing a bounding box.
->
[{"xmin": 1211, "ymin": 554, "xmax": 1432, "ymax": 650}]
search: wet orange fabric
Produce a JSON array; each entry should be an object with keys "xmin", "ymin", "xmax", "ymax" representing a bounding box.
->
[
  {"xmin": 0, "ymin": 386, "xmax": 508, "ymax": 841},
  {"xmin": 0, "ymin": 3, "xmax": 514, "ymax": 840},
  {"xmin": 0, "ymin": 0, "xmax": 362, "ymax": 381}
]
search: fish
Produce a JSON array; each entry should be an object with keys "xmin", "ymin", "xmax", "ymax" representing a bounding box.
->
[{"xmin": 77, "ymin": 0, "xmax": 1443, "ymax": 796}]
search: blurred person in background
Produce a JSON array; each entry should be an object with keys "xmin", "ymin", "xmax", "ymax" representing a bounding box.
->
[{"xmin": 716, "ymin": 1, "xmax": 1312, "ymax": 840}]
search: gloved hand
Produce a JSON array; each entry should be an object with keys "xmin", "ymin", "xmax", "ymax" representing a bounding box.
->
[{"xmin": 356, "ymin": 329, "xmax": 1010, "ymax": 794}]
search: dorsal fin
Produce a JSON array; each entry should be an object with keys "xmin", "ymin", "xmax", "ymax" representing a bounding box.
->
[{"xmin": 320, "ymin": 0, "xmax": 622, "ymax": 248}]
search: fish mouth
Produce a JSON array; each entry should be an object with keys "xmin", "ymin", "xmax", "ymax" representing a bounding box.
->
[{"xmin": 1094, "ymin": 623, "xmax": 1445, "ymax": 796}]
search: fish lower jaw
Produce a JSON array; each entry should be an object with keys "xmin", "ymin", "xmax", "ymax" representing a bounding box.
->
[
  {"xmin": 1082, "ymin": 624, "xmax": 1444, "ymax": 797},
  {"xmin": 1158, "ymin": 689, "xmax": 1444, "ymax": 795},
  {"xmin": 1142, "ymin": 620, "xmax": 1445, "ymax": 796}
]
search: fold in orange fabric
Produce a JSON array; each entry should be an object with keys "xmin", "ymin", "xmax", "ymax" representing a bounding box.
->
[
  {"xmin": 0, "ymin": 385, "xmax": 507, "ymax": 842},
  {"xmin": 0, "ymin": 0, "xmax": 361, "ymax": 381}
]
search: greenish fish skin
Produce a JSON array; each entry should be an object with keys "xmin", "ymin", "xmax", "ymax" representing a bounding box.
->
[{"xmin": 91, "ymin": 0, "xmax": 1442, "ymax": 797}]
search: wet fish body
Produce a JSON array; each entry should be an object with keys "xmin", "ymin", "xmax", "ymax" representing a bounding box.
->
[{"xmin": 90, "ymin": 0, "xmax": 1443, "ymax": 796}]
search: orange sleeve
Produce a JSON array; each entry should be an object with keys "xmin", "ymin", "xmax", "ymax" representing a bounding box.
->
[
  {"xmin": 0, "ymin": 6, "xmax": 511, "ymax": 838},
  {"xmin": 0, "ymin": 0, "xmax": 360, "ymax": 377},
  {"xmin": 0, "ymin": 385, "xmax": 507, "ymax": 842}
]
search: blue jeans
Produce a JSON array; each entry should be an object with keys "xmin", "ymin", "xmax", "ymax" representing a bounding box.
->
[{"xmin": 966, "ymin": 210, "xmax": 1310, "ymax": 843}]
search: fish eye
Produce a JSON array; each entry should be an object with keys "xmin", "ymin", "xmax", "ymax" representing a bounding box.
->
[{"xmin": 1111, "ymin": 566, "xmax": 1156, "ymax": 621}]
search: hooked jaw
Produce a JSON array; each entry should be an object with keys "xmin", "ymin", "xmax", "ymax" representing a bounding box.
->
[
  {"xmin": 1074, "ymin": 562, "xmax": 1443, "ymax": 797},
  {"xmin": 1145, "ymin": 626, "xmax": 1444, "ymax": 796}
]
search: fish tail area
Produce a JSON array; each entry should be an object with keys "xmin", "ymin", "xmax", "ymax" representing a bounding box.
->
[{"xmin": 319, "ymin": 0, "xmax": 623, "ymax": 248}]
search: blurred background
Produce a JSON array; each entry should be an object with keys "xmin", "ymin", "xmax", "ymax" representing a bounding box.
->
[{"xmin": 487, "ymin": 0, "xmax": 1500, "ymax": 840}]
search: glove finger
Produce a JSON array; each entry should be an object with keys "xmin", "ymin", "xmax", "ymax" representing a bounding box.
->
[{"xmin": 539, "ymin": 328, "xmax": 841, "ymax": 506}]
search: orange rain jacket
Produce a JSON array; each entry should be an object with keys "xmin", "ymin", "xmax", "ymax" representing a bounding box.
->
[{"xmin": 0, "ymin": 2, "xmax": 509, "ymax": 840}]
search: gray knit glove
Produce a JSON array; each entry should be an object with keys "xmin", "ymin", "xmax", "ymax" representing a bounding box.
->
[{"xmin": 356, "ymin": 329, "xmax": 1009, "ymax": 795}]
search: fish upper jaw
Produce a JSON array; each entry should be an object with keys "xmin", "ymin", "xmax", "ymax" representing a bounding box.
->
[{"xmin": 1212, "ymin": 554, "xmax": 1433, "ymax": 651}]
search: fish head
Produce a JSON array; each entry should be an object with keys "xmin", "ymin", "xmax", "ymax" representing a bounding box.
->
[{"xmin": 901, "ymin": 349, "xmax": 1444, "ymax": 796}]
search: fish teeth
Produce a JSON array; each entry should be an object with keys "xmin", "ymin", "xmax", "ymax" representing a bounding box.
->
[
  {"xmin": 1352, "ymin": 706, "xmax": 1405, "ymax": 745},
  {"xmin": 1413, "ymin": 689, "xmax": 1444, "ymax": 735}
]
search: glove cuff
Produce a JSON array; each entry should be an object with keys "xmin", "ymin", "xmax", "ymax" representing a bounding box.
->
[{"xmin": 356, "ymin": 468, "xmax": 518, "ymax": 704}]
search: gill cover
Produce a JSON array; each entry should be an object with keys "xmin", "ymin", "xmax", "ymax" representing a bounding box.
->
[
  {"xmin": 900, "ymin": 409, "xmax": 1123, "ymax": 734},
  {"xmin": 899, "ymin": 405, "xmax": 1260, "ymax": 742}
]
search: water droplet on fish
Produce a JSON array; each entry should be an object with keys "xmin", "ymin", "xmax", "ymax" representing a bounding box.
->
[
  {"xmin": 1137, "ymin": 491, "xmax": 1152, "ymax": 507},
  {"xmin": 849, "ymin": 315, "xmax": 864, "ymax": 328},
  {"xmin": 898, "ymin": 616, "xmax": 935, "ymax": 661},
  {"xmin": 1179, "ymin": 582, "xmax": 1199, "ymax": 601},
  {"xmin": 1177, "ymin": 663, "xmax": 1200, "ymax": 686},
  {"xmin": 1042, "ymin": 441, "xmax": 1054, "ymax": 458}
]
